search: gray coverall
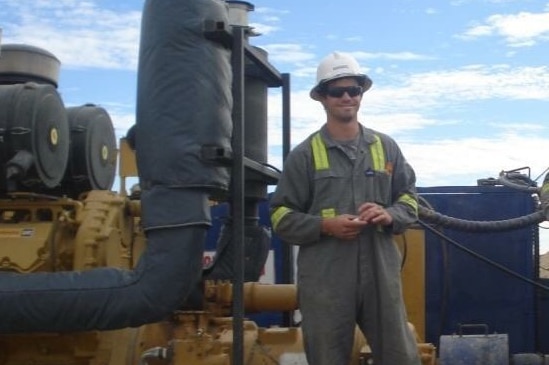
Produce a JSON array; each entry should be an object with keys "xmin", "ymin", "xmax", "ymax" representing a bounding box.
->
[{"xmin": 270, "ymin": 124, "xmax": 421, "ymax": 365}]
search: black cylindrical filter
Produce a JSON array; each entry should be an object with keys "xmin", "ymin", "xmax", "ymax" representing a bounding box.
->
[
  {"xmin": 56, "ymin": 104, "xmax": 117, "ymax": 198},
  {"xmin": 0, "ymin": 82, "xmax": 69, "ymax": 191},
  {"xmin": 244, "ymin": 46, "xmax": 270, "ymax": 201}
]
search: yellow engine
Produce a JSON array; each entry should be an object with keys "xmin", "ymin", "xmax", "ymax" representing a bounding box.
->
[{"xmin": 0, "ymin": 190, "xmax": 137, "ymax": 274}]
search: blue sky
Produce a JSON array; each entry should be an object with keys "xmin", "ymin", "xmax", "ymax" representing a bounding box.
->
[{"xmin": 1, "ymin": 0, "xmax": 549, "ymax": 250}]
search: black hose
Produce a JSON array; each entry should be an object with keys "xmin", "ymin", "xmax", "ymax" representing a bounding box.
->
[
  {"xmin": 419, "ymin": 170, "xmax": 549, "ymax": 232},
  {"xmin": 497, "ymin": 170, "xmax": 540, "ymax": 194},
  {"xmin": 418, "ymin": 205, "xmax": 545, "ymax": 233}
]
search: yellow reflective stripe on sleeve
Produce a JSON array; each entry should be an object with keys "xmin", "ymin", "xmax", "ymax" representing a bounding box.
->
[
  {"xmin": 321, "ymin": 208, "xmax": 336, "ymax": 218},
  {"xmin": 542, "ymin": 182, "xmax": 549, "ymax": 195},
  {"xmin": 271, "ymin": 206, "xmax": 292, "ymax": 231},
  {"xmin": 370, "ymin": 134, "xmax": 385, "ymax": 171},
  {"xmin": 311, "ymin": 133, "xmax": 329, "ymax": 170},
  {"xmin": 397, "ymin": 193, "xmax": 418, "ymax": 214}
]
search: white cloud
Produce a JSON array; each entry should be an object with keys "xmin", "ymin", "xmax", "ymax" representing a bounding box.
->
[
  {"xmin": 353, "ymin": 51, "xmax": 436, "ymax": 61},
  {"xmin": 259, "ymin": 44, "xmax": 315, "ymax": 63},
  {"xmin": 402, "ymin": 134, "xmax": 549, "ymax": 187},
  {"xmin": 2, "ymin": 1, "xmax": 141, "ymax": 70},
  {"xmin": 249, "ymin": 6, "xmax": 288, "ymax": 36},
  {"xmin": 249, "ymin": 23, "xmax": 279, "ymax": 36},
  {"xmin": 460, "ymin": 9, "xmax": 549, "ymax": 47},
  {"xmin": 366, "ymin": 65, "xmax": 549, "ymax": 114},
  {"xmin": 490, "ymin": 122, "xmax": 546, "ymax": 132}
]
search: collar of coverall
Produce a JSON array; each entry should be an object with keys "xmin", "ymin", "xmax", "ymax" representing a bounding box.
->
[{"xmin": 319, "ymin": 123, "xmax": 379, "ymax": 148}]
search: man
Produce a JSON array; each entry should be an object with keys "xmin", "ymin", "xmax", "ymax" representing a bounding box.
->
[{"xmin": 270, "ymin": 52, "xmax": 421, "ymax": 364}]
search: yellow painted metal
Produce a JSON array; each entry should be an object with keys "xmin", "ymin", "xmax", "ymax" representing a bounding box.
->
[
  {"xmin": 72, "ymin": 190, "xmax": 134, "ymax": 271},
  {"xmin": 204, "ymin": 281, "xmax": 298, "ymax": 316},
  {"xmin": 118, "ymin": 138, "xmax": 137, "ymax": 179},
  {"xmin": 117, "ymin": 137, "xmax": 138, "ymax": 197},
  {"xmin": 396, "ymin": 228, "xmax": 427, "ymax": 342},
  {"xmin": 0, "ymin": 197, "xmax": 81, "ymax": 272}
]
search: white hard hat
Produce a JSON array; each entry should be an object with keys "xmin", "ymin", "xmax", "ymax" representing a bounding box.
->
[{"xmin": 310, "ymin": 52, "xmax": 373, "ymax": 100}]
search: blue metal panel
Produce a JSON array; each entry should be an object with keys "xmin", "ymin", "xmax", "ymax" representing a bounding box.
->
[
  {"xmin": 537, "ymin": 278, "xmax": 549, "ymax": 353},
  {"xmin": 419, "ymin": 185, "xmax": 538, "ymax": 354}
]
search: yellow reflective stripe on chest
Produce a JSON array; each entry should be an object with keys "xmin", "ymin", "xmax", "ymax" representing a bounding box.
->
[
  {"xmin": 311, "ymin": 133, "xmax": 329, "ymax": 170},
  {"xmin": 321, "ymin": 208, "xmax": 336, "ymax": 218},
  {"xmin": 311, "ymin": 132, "xmax": 386, "ymax": 171},
  {"xmin": 369, "ymin": 134, "xmax": 385, "ymax": 171}
]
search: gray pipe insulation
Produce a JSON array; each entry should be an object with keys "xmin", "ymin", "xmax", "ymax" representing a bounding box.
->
[
  {"xmin": 0, "ymin": 0, "xmax": 233, "ymax": 333},
  {"xmin": 0, "ymin": 223, "xmax": 207, "ymax": 333}
]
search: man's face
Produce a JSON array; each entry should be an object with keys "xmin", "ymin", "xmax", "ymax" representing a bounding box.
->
[{"xmin": 320, "ymin": 77, "xmax": 363, "ymax": 123}]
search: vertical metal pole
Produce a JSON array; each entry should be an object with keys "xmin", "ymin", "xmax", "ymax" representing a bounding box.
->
[
  {"xmin": 533, "ymin": 224, "xmax": 541, "ymax": 351},
  {"xmin": 282, "ymin": 73, "xmax": 291, "ymax": 161},
  {"xmin": 231, "ymin": 25, "xmax": 245, "ymax": 365},
  {"xmin": 280, "ymin": 72, "xmax": 294, "ymax": 327}
]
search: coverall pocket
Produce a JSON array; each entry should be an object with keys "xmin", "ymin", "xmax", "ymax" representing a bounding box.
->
[
  {"xmin": 372, "ymin": 170, "xmax": 392, "ymax": 207},
  {"xmin": 311, "ymin": 170, "xmax": 346, "ymax": 215}
]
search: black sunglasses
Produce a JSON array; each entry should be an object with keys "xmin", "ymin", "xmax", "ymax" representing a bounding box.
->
[{"xmin": 324, "ymin": 85, "xmax": 363, "ymax": 98}]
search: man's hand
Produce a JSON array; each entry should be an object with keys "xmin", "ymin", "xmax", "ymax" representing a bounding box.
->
[
  {"xmin": 322, "ymin": 214, "xmax": 368, "ymax": 240},
  {"xmin": 357, "ymin": 202, "xmax": 393, "ymax": 226}
]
